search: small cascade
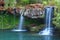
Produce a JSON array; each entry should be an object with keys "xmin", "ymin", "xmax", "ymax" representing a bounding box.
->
[
  {"xmin": 12, "ymin": 9, "xmax": 26, "ymax": 31},
  {"xmin": 39, "ymin": 6, "xmax": 54, "ymax": 35}
]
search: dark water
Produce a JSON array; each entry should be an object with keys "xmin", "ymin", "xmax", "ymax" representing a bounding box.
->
[{"xmin": 0, "ymin": 31, "xmax": 60, "ymax": 40}]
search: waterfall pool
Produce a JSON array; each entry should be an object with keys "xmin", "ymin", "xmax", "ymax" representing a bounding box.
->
[{"xmin": 0, "ymin": 30, "xmax": 60, "ymax": 40}]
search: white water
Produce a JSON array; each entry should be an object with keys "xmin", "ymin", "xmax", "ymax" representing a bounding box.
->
[
  {"xmin": 39, "ymin": 7, "xmax": 54, "ymax": 35},
  {"xmin": 12, "ymin": 10, "xmax": 26, "ymax": 31}
]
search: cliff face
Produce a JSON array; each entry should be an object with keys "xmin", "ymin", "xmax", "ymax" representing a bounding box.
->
[{"xmin": 0, "ymin": 0, "xmax": 4, "ymax": 5}]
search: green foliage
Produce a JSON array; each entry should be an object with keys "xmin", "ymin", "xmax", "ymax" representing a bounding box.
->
[
  {"xmin": 29, "ymin": 0, "xmax": 36, "ymax": 4},
  {"xmin": 16, "ymin": 0, "xmax": 42, "ymax": 6},
  {"xmin": 53, "ymin": 12, "xmax": 60, "ymax": 29},
  {"xmin": 52, "ymin": 0, "xmax": 60, "ymax": 29},
  {"xmin": 0, "ymin": 11, "xmax": 19, "ymax": 29},
  {"xmin": 24, "ymin": 17, "xmax": 44, "ymax": 32},
  {"xmin": 20, "ymin": 0, "xmax": 29, "ymax": 6}
]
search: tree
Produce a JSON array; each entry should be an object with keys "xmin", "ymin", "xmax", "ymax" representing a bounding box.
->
[{"xmin": 20, "ymin": 0, "xmax": 29, "ymax": 6}]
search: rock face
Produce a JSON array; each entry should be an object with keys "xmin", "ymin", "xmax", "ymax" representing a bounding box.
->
[
  {"xmin": 0, "ymin": 0, "xmax": 4, "ymax": 10},
  {"xmin": 24, "ymin": 4, "xmax": 44, "ymax": 18},
  {"xmin": 0, "ymin": 0, "xmax": 4, "ymax": 6}
]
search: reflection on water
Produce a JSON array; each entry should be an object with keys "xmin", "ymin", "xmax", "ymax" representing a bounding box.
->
[
  {"xmin": 0, "ymin": 31, "xmax": 60, "ymax": 40},
  {"xmin": 42, "ymin": 36, "xmax": 52, "ymax": 40},
  {"xmin": 19, "ymin": 32, "xmax": 23, "ymax": 40}
]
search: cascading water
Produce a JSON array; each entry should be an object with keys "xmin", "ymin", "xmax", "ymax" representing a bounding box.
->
[
  {"xmin": 12, "ymin": 9, "xmax": 26, "ymax": 31},
  {"xmin": 39, "ymin": 6, "xmax": 54, "ymax": 35}
]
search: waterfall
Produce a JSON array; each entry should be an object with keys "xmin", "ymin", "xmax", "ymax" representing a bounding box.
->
[
  {"xmin": 18, "ymin": 13, "xmax": 24, "ymax": 30},
  {"xmin": 39, "ymin": 6, "xmax": 54, "ymax": 35},
  {"xmin": 12, "ymin": 9, "xmax": 26, "ymax": 31}
]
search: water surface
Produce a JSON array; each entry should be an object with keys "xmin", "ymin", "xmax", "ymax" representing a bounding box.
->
[{"xmin": 0, "ymin": 31, "xmax": 60, "ymax": 40}]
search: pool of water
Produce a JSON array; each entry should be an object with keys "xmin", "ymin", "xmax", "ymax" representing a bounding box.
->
[{"xmin": 0, "ymin": 30, "xmax": 60, "ymax": 40}]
